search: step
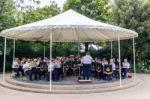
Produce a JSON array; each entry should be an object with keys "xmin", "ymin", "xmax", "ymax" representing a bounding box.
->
[
  {"xmin": 0, "ymin": 77, "xmax": 140, "ymax": 94},
  {"xmin": 5, "ymin": 77, "xmax": 135, "ymax": 90}
]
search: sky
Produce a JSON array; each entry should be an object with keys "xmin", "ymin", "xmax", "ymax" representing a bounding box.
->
[
  {"xmin": 31, "ymin": 0, "xmax": 114, "ymax": 8},
  {"xmin": 24, "ymin": 0, "xmax": 67, "ymax": 8},
  {"xmin": 43, "ymin": 0, "xmax": 67, "ymax": 8},
  {"xmin": 18, "ymin": 0, "xmax": 114, "ymax": 10},
  {"xmin": 14, "ymin": 0, "xmax": 67, "ymax": 11}
]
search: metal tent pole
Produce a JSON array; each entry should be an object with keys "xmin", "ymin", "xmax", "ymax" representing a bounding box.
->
[
  {"xmin": 13, "ymin": 39, "xmax": 16, "ymax": 61},
  {"xmin": 44, "ymin": 42, "xmax": 45, "ymax": 58},
  {"xmin": 77, "ymin": 42, "xmax": 81, "ymax": 77},
  {"xmin": 118, "ymin": 36, "xmax": 122, "ymax": 87},
  {"xmin": 11, "ymin": 39, "xmax": 16, "ymax": 77},
  {"xmin": 3, "ymin": 37, "xmax": 7, "ymax": 82},
  {"xmin": 133, "ymin": 37, "xmax": 136, "ymax": 79},
  {"xmin": 111, "ymin": 41, "xmax": 113, "ymax": 58},
  {"xmin": 49, "ymin": 30, "xmax": 52, "ymax": 91},
  {"xmin": 78, "ymin": 42, "xmax": 80, "ymax": 55}
]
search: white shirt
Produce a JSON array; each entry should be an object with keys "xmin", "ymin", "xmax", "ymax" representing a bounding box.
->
[
  {"xmin": 82, "ymin": 55, "xmax": 93, "ymax": 64},
  {"xmin": 55, "ymin": 62, "xmax": 61, "ymax": 68},
  {"xmin": 12, "ymin": 61, "xmax": 19, "ymax": 68},
  {"xmin": 36, "ymin": 60, "xmax": 40, "ymax": 66},
  {"xmin": 23, "ymin": 62, "xmax": 30, "ymax": 72},
  {"xmin": 20, "ymin": 61, "xmax": 25, "ymax": 67},
  {"xmin": 102, "ymin": 61, "xmax": 108, "ymax": 66},
  {"xmin": 110, "ymin": 63, "xmax": 116, "ymax": 71},
  {"xmin": 122, "ymin": 62, "xmax": 130, "ymax": 69},
  {"xmin": 48, "ymin": 62, "xmax": 55, "ymax": 72}
]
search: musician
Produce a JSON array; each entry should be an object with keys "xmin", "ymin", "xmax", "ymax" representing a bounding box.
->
[
  {"xmin": 31, "ymin": 59, "xmax": 38, "ymax": 80},
  {"xmin": 38, "ymin": 59, "xmax": 48, "ymax": 80},
  {"xmin": 81, "ymin": 52, "xmax": 93, "ymax": 80},
  {"xmin": 101, "ymin": 58, "xmax": 108, "ymax": 79},
  {"xmin": 68, "ymin": 57, "xmax": 74, "ymax": 76},
  {"xmin": 65, "ymin": 57, "xmax": 73, "ymax": 77},
  {"xmin": 54, "ymin": 58, "xmax": 62, "ymax": 81},
  {"xmin": 46, "ymin": 59, "xmax": 55, "ymax": 81},
  {"xmin": 72, "ymin": 58, "xmax": 79, "ymax": 76},
  {"xmin": 109, "ymin": 59, "xmax": 116, "ymax": 79},
  {"xmin": 36, "ymin": 57, "xmax": 41, "ymax": 66},
  {"xmin": 102, "ymin": 58, "xmax": 108, "ymax": 66},
  {"xmin": 96, "ymin": 59, "xmax": 103, "ymax": 79},
  {"xmin": 63, "ymin": 58, "xmax": 70, "ymax": 77},
  {"xmin": 91, "ymin": 58, "xmax": 96, "ymax": 79},
  {"xmin": 44, "ymin": 57, "xmax": 50, "ymax": 67},
  {"xmin": 19, "ymin": 58, "xmax": 26, "ymax": 76},
  {"xmin": 23, "ymin": 58, "xmax": 33, "ymax": 81},
  {"xmin": 77, "ymin": 57, "xmax": 82, "ymax": 78},
  {"xmin": 122, "ymin": 59, "xmax": 130, "ymax": 78},
  {"xmin": 12, "ymin": 58, "xmax": 20, "ymax": 77},
  {"xmin": 115, "ymin": 59, "xmax": 119, "ymax": 79},
  {"xmin": 59, "ymin": 57, "xmax": 65, "ymax": 80}
]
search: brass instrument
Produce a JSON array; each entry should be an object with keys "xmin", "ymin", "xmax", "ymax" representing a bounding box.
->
[
  {"xmin": 115, "ymin": 65, "xmax": 119, "ymax": 71},
  {"xmin": 72, "ymin": 64, "xmax": 78, "ymax": 71},
  {"xmin": 40, "ymin": 64, "xmax": 47, "ymax": 72},
  {"xmin": 103, "ymin": 65, "xmax": 113, "ymax": 75},
  {"xmin": 72, "ymin": 64, "xmax": 79, "ymax": 76},
  {"xmin": 91, "ymin": 64, "xmax": 95, "ymax": 71},
  {"xmin": 96, "ymin": 64, "xmax": 101, "ymax": 72},
  {"xmin": 64, "ymin": 65, "xmax": 69, "ymax": 71},
  {"xmin": 63, "ymin": 64, "xmax": 69, "ymax": 77}
]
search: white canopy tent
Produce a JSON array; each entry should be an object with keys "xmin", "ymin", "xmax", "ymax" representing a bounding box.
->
[
  {"xmin": 0, "ymin": 9, "xmax": 138, "ymax": 41},
  {"xmin": 0, "ymin": 9, "xmax": 138, "ymax": 91}
]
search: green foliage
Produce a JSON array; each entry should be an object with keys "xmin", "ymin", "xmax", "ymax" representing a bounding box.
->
[
  {"xmin": 0, "ymin": 0, "xmax": 18, "ymax": 71},
  {"xmin": 0, "ymin": 0, "xmax": 61, "ymax": 71},
  {"xmin": 112, "ymin": 0, "xmax": 150, "ymax": 62},
  {"xmin": 63, "ymin": 0, "xmax": 113, "ymax": 53},
  {"xmin": 18, "ymin": 2, "xmax": 60, "ymax": 24},
  {"xmin": 63, "ymin": 0, "xmax": 112, "ymax": 22},
  {"xmin": 0, "ymin": 0, "xmax": 17, "ymax": 30},
  {"xmin": 52, "ymin": 42, "xmax": 79, "ymax": 57},
  {"xmin": 108, "ymin": 0, "xmax": 150, "ymax": 73}
]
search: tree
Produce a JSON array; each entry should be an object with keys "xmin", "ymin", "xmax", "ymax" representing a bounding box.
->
[
  {"xmin": 0, "ymin": 0, "xmax": 17, "ymax": 31},
  {"xmin": 63, "ymin": 0, "xmax": 112, "ymax": 52},
  {"xmin": 112, "ymin": 0, "xmax": 150, "ymax": 62},
  {"xmin": 0, "ymin": 0, "xmax": 61, "ymax": 71},
  {"xmin": 0, "ymin": 0, "xmax": 18, "ymax": 71},
  {"xmin": 17, "ymin": 1, "xmax": 60, "ymax": 24},
  {"xmin": 63, "ymin": 0, "xmax": 112, "ymax": 22},
  {"xmin": 14, "ymin": 1, "xmax": 61, "ymax": 58}
]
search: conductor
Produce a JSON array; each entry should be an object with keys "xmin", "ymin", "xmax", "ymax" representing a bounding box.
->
[{"xmin": 81, "ymin": 52, "xmax": 93, "ymax": 80}]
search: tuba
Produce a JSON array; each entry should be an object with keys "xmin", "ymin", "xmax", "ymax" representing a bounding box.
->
[{"xmin": 103, "ymin": 64, "xmax": 113, "ymax": 75}]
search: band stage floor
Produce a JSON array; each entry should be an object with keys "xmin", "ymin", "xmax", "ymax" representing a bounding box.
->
[{"xmin": 13, "ymin": 76, "xmax": 119, "ymax": 85}]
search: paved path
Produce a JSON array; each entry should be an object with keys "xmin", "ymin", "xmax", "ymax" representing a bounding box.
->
[{"xmin": 0, "ymin": 74, "xmax": 149, "ymax": 99}]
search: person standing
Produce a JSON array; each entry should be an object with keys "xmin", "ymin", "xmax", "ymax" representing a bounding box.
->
[
  {"xmin": 81, "ymin": 52, "xmax": 93, "ymax": 80},
  {"xmin": 109, "ymin": 59, "xmax": 116, "ymax": 79},
  {"xmin": 122, "ymin": 59, "xmax": 130, "ymax": 78}
]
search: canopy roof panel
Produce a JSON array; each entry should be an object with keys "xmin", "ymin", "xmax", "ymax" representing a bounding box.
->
[{"xmin": 0, "ymin": 9, "xmax": 138, "ymax": 42}]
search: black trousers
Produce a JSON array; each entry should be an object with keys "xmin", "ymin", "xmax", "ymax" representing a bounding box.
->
[
  {"xmin": 12, "ymin": 68, "xmax": 19, "ymax": 77},
  {"xmin": 122, "ymin": 68, "xmax": 129, "ymax": 78},
  {"xmin": 83, "ymin": 64, "xmax": 91, "ymax": 80},
  {"xmin": 26, "ymin": 70, "xmax": 32, "ymax": 81}
]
